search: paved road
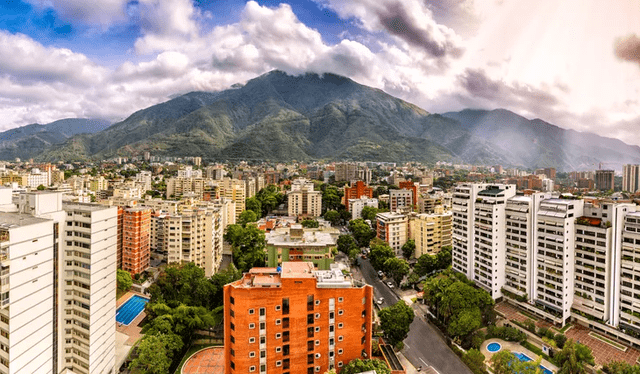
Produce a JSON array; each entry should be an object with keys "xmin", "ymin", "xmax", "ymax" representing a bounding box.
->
[{"xmin": 357, "ymin": 257, "xmax": 472, "ymax": 374}]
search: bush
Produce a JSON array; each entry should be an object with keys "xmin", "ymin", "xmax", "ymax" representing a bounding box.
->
[
  {"xmin": 486, "ymin": 325, "xmax": 527, "ymax": 343},
  {"xmin": 554, "ymin": 333, "xmax": 567, "ymax": 349},
  {"xmin": 545, "ymin": 329, "xmax": 555, "ymax": 340},
  {"xmin": 538, "ymin": 327, "xmax": 549, "ymax": 337},
  {"xmin": 524, "ymin": 319, "xmax": 536, "ymax": 333},
  {"xmin": 462, "ymin": 349, "xmax": 488, "ymax": 374}
]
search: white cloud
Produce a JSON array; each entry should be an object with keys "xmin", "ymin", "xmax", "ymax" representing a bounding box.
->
[{"xmin": 134, "ymin": 0, "xmax": 201, "ymax": 54}]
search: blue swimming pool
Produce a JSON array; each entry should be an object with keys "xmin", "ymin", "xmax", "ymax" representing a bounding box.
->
[
  {"xmin": 487, "ymin": 342, "xmax": 502, "ymax": 352},
  {"xmin": 116, "ymin": 295, "xmax": 149, "ymax": 325},
  {"xmin": 513, "ymin": 352, "xmax": 553, "ymax": 374}
]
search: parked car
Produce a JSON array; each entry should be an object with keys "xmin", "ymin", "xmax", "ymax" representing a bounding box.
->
[
  {"xmin": 376, "ymin": 297, "xmax": 384, "ymax": 305},
  {"xmin": 377, "ymin": 270, "xmax": 384, "ymax": 278},
  {"xmin": 387, "ymin": 281, "xmax": 394, "ymax": 289}
]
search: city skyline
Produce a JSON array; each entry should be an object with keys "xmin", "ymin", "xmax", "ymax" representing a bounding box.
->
[{"xmin": 1, "ymin": 0, "xmax": 640, "ymax": 146}]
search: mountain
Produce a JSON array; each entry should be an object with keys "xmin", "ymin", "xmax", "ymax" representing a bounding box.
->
[
  {"xmin": 0, "ymin": 118, "xmax": 111, "ymax": 160},
  {"xmin": 24, "ymin": 70, "xmax": 640, "ymax": 170}
]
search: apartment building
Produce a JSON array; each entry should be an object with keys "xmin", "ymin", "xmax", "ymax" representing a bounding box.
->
[
  {"xmin": 218, "ymin": 178, "xmax": 246, "ymax": 220},
  {"xmin": 535, "ymin": 199, "xmax": 584, "ymax": 325},
  {"xmin": 389, "ymin": 189, "xmax": 413, "ymax": 212},
  {"xmin": 348, "ymin": 198, "xmax": 378, "ymax": 221},
  {"xmin": 266, "ymin": 226, "xmax": 337, "ymax": 270},
  {"xmin": 166, "ymin": 177, "xmax": 205, "ymax": 199},
  {"xmin": 343, "ymin": 181, "xmax": 374, "ymax": 208},
  {"xmin": 618, "ymin": 210, "xmax": 640, "ymax": 332},
  {"xmin": 398, "ymin": 181, "xmax": 418, "ymax": 206},
  {"xmin": 409, "ymin": 207, "xmax": 452, "ymax": 257},
  {"xmin": 376, "ymin": 212, "xmax": 408, "ymax": 255},
  {"xmin": 623, "ymin": 164, "xmax": 640, "ymax": 193},
  {"xmin": 121, "ymin": 207, "xmax": 151, "ymax": 276},
  {"xmin": 223, "ymin": 262, "xmax": 373, "ymax": 374},
  {"xmin": 503, "ymin": 193, "xmax": 548, "ymax": 302},
  {"xmin": 288, "ymin": 179, "xmax": 322, "ymax": 218},
  {"xmin": 452, "ymin": 183, "xmax": 489, "ymax": 279},
  {"xmin": 595, "ymin": 170, "xmax": 615, "ymax": 191},
  {"xmin": 472, "ymin": 185, "xmax": 516, "ymax": 299}
]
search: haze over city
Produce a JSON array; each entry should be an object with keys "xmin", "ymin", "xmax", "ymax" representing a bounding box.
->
[{"xmin": 1, "ymin": 0, "xmax": 640, "ymax": 145}]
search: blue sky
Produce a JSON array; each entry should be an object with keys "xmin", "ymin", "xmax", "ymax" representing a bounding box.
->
[{"xmin": 1, "ymin": 0, "xmax": 640, "ymax": 145}]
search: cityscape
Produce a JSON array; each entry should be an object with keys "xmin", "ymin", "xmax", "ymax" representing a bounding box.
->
[{"xmin": 2, "ymin": 0, "xmax": 640, "ymax": 374}]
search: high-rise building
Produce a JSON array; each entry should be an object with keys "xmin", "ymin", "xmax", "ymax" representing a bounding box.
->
[
  {"xmin": 121, "ymin": 207, "xmax": 151, "ymax": 276},
  {"xmin": 266, "ymin": 226, "xmax": 336, "ymax": 270},
  {"xmin": 451, "ymin": 183, "xmax": 489, "ymax": 279},
  {"xmin": 343, "ymin": 181, "xmax": 373, "ymax": 208},
  {"xmin": 334, "ymin": 163, "xmax": 358, "ymax": 182},
  {"xmin": 165, "ymin": 177, "xmax": 205, "ymax": 199},
  {"xmin": 596, "ymin": 169, "xmax": 615, "ymax": 191},
  {"xmin": 623, "ymin": 164, "xmax": 640, "ymax": 193},
  {"xmin": 408, "ymin": 207, "xmax": 452, "ymax": 257},
  {"xmin": 398, "ymin": 181, "xmax": 418, "ymax": 206},
  {"xmin": 287, "ymin": 179, "xmax": 322, "ymax": 218},
  {"xmin": 223, "ymin": 262, "xmax": 373, "ymax": 374},
  {"xmin": 376, "ymin": 212, "xmax": 408, "ymax": 255},
  {"xmin": 389, "ymin": 189, "xmax": 413, "ymax": 212},
  {"xmin": 219, "ymin": 178, "xmax": 246, "ymax": 220}
]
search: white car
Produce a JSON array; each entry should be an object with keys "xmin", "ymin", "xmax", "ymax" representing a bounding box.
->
[
  {"xmin": 376, "ymin": 297, "xmax": 384, "ymax": 305},
  {"xmin": 387, "ymin": 281, "xmax": 394, "ymax": 288}
]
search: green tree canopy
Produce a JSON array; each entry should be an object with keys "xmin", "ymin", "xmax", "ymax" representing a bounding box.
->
[
  {"xmin": 224, "ymin": 224, "xmax": 266, "ymax": 272},
  {"xmin": 324, "ymin": 210, "xmax": 341, "ymax": 226},
  {"xmin": 490, "ymin": 350, "xmax": 540, "ymax": 374},
  {"xmin": 401, "ymin": 239, "xmax": 416, "ymax": 260},
  {"xmin": 322, "ymin": 185, "xmax": 343, "ymax": 212},
  {"xmin": 245, "ymin": 197, "xmax": 262, "ymax": 217},
  {"xmin": 360, "ymin": 206, "xmax": 378, "ymax": 222},
  {"xmin": 378, "ymin": 300, "xmax": 414, "ymax": 346},
  {"xmin": 369, "ymin": 239, "xmax": 395, "ymax": 271},
  {"xmin": 129, "ymin": 335, "xmax": 172, "ymax": 374},
  {"xmin": 348, "ymin": 219, "xmax": 375, "ymax": 247},
  {"xmin": 341, "ymin": 359, "xmax": 391, "ymax": 374},
  {"xmin": 238, "ymin": 210, "xmax": 258, "ymax": 227},
  {"xmin": 117, "ymin": 269, "xmax": 133, "ymax": 292},
  {"xmin": 555, "ymin": 340, "xmax": 594, "ymax": 374},
  {"xmin": 337, "ymin": 234, "xmax": 358, "ymax": 254},
  {"xmin": 300, "ymin": 218, "xmax": 319, "ymax": 228},
  {"xmin": 602, "ymin": 361, "xmax": 640, "ymax": 374},
  {"xmin": 383, "ymin": 257, "xmax": 410, "ymax": 285},
  {"xmin": 463, "ymin": 349, "xmax": 487, "ymax": 374}
]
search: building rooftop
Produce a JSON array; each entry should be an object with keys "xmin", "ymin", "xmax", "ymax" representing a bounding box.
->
[
  {"xmin": 280, "ymin": 262, "xmax": 315, "ymax": 278},
  {"xmin": 266, "ymin": 227, "xmax": 336, "ymax": 247},
  {"xmin": 0, "ymin": 213, "xmax": 51, "ymax": 228},
  {"xmin": 63, "ymin": 202, "xmax": 114, "ymax": 212}
]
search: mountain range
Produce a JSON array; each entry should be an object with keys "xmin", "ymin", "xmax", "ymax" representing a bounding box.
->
[{"xmin": 6, "ymin": 70, "xmax": 639, "ymax": 171}]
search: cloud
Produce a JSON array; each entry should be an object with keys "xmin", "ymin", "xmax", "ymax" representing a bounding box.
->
[
  {"xmin": 315, "ymin": 0, "xmax": 463, "ymax": 60},
  {"xmin": 424, "ymin": 0, "xmax": 480, "ymax": 37},
  {"xmin": 615, "ymin": 34, "xmax": 640, "ymax": 66},
  {"xmin": 134, "ymin": 0, "xmax": 201, "ymax": 54},
  {"xmin": 25, "ymin": 0, "xmax": 129, "ymax": 26}
]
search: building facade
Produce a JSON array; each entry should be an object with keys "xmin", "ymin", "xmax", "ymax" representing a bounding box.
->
[
  {"xmin": 376, "ymin": 212, "xmax": 408, "ymax": 255},
  {"xmin": 288, "ymin": 179, "xmax": 322, "ymax": 218},
  {"xmin": 408, "ymin": 208, "xmax": 452, "ymax": 258},
  {"xmin": 223, "ymin": 262, "xmax": 373, "ymax": 374},
  {"xmin": 121, "ymin": 207, "xmax": 151, "ymax": 276},
  {"xmin": 266, "ymin": 226, "xmax": 337, "ymax": 270}
]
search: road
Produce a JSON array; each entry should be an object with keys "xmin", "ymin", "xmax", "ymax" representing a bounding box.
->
[{"xmin": 357, "ymin": 257, "xmax": 473, "ymax": 374}]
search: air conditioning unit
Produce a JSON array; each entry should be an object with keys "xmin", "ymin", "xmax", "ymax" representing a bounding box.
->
[{"xmin": 315, "ymin": 353, "xmax": 321, "ymax": 359}]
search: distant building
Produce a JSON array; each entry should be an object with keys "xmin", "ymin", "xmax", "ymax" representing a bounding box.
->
[
  {"xmin": 623, "ymin": 164, "xmax": 640, "ymax": 193},
  {"xmin": 596, "ymin": 170, "xmax": 615, "ymax": 191},
  {"xmin": 288, "ymin": 179, "xmax": 322, "ymax": 218},
  {"xmin": 409, "ymin": 207, "xmax": 452, "ymax": 257},
  {"xmin": 348, "ymin": 198, "xmax": 378, "ymax": 220},
  {"xmin": 121, "ymin": 207, "xmax": 151, "ymax": 275},
  {"xmin": 343, "ymin": 181, "xmax": 374, "ymax": 209},
  {"xmin": 389, "ymin": 189, "xmax": 413, "ymax": 212},
  {"xmin": 376, "ymin": 212, "xmax": 408, "ymax": 255},
  {"xmin": 223, "ymin": 262, "xmax": 373, "ymax": 374},
  {"xmin": 266, "ymin": 225, "xmax": 337, "ymax": 270}
]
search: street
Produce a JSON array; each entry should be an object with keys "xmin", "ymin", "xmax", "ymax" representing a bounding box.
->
[{"xmin": 356, "ymin": 257, "xmax": 473, "ymax": 374}]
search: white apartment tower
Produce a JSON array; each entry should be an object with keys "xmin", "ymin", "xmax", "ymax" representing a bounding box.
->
[
  {"xmin": 452, "ymin": 183, "xmax": 488, "ymax": 279},
  {"xmin": 535, "ymin": 199, "xmax": 583, "ymax": 325},
  {"xmin": 573, "ymin": 202, "xmax": 632, "ymax": 326},
  {"xmin": 503, "ymin": 193, "xmax": 548, "ymax": 302},
  {"xmin": 472, "ymin": 185, "xmax": 516, "ymax": 299},
  {"xmin": 617, "ymin": 210, "xmax": 640, "ymax": 332},
  {"xmin": 623, "ymin": 164, "xmax": 640, "ymax": 193}
]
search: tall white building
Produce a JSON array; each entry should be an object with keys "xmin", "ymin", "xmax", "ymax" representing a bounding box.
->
[
  {"xmin": 623, "ymin": 164, "xmax": 640, "ymax": 193},
  {"xmin": 535, "ymin": 199, "xmax": 584, "ymax": 325},
  {"xmin": 452, "ymin": 184, "xmax": 490, "ymax": 279},
  {"xmin": 471, "ymin": 185, "xmax": 516, "ymax": 299},
  {"xmin": 287, "ymin": 179, "xmax": 322, "ymax": 218}
]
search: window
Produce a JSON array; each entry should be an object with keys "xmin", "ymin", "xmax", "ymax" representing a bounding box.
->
[
  {"xmin": 283, "ymin": 331, "xmax": 289, "ymax": 342},
  {"xmin": 230, "ymin": 349, "xmax": 235, "ymax": 357},
  {"xmin": 315, "ymin": 340, "xmax": 320, "ymax": 346},
  {"xmin": 338, "ymin": 310, "xmax": 344, "ymax": 315},
  {"xmin": 338, "ymin": 323, "xmax": 343, "ymax": 329},
  {"xmin": 230, "ymin": 296, "xmax": 234, "ymax": 304},
  {"xmin": 308, "ymin": 354, "xmax": 314, "ymax": 364},
  {"xmin": 282, "ymin": 298, "xmax": 290, "ymax": 314},
  {"xmin": 248, "ymin": 308, "xmax": 255, "ymax": 315},
  {"xmin": 315, "ymin": 326, "xmax": 320, "ymax": 332},
  {"xmin": 249, "ymin": 323, "xmax": 255, "ymax": 329},
  {"xmin": 307, "ymin": 327, "xmax": 314, "ymax": 338},
  {"xmin": 276, "ymin": 361, "xmax": 282, "ymax": 367},
  {"xmin": 260, "ymin": 364, "xmax": 266, "ymax": 373},
  {"xmin": 260, "ymin": 350, "xmax": 266, "ymax": 358},
  {"xmin": 315, "ymin": 299, "xmax": 320, "ymax": 306},
  {"xmin": 308, "ymin": 341, "xmax": 314, "ymax": 351},
  {"xmin": 276, "ymin": 333, "xmax": 282, "ymax": 339},
  {"xmin": 283, "ymin": 359, "xmax": 290, "ymax": 369},
  {"xmin": 307, "ymin": 295, "xmax": 314, "ymax": 311},
  {"xmin": 231, "ymin": 335, "xmax": 235, "ymax": 343},
  {"xmin": 260, "ymin": 322, "xmax": 265, "ymax": 330},
  {"xmin": 283, "ymin": 345, "xmax": 290, "ymax": 356},
  {"xmin": 338, "ymin": 297, "xmax": 343, "ymax": 302},
  {"xmin": 276, "ymin": 319, "xmax": 281, "ymax": 325},
  {"xmin": 260, "ymin": 336, "xmax": 266, "ymax": 345},
  {"xmin": 315, "ymin": 313, "xmax": 320, "ymax": 319},
  {"xmin": 230, "ymin": 309, "xmax": 234, "ymax": 318},
  {"xmin": 275, "ymin": 305, "xmax": 281, "ymax": 311},
  {"xmin": 329, "ymin": 312, "xmax": 334, "ymax": 319},
  {"xmin": 307, "ymin": 314, "xmax": 314, "ymax": 324},
  {"xmin": 338, "ymin": 362, "xmax": 343, "ymax": 367},
  {"xmin": 283, "ymin": 318, "xmax": 290, "ymax": 328},
  {"xmin": 276, "ymin": 347, "xmax": 282, "ymax": 353},
  {"xmin": 249, "ymin": 337, "xmax": 256, "ymax": 344},
  {"xmin": 338, "ymin": 348, "xmax": 343, "ymax": 354},
  {"xmin": 259, "ymin": 308, "xmax": 265, "ymax": 316},
  {"xmin": 230, "ymin": 323, "xmax": 235, "ymax": 331},
  {"xmin": 338, "ymin": 335, "xmax": 343, "ymax": 341},
  {"xmin": 249, "ymin": 351, "xmax": 256, "ymax": 358},
  {"xmin": 250, "ymin": 366, "xmax": 256, "ymax": 372},
  {"xmin": 308, "ymin": 368, "xmax": 314, "ymax": 374}
]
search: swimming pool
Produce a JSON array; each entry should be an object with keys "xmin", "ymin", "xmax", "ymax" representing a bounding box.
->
[
  {"xmin": 487, "ymin": 342, "xmax": 502, "ymax": 352},
  {"xmin": 513, "ymin": 352, "xmax": 554, "ymax": 374},
  {"xmin": 116, "ymin": 295, "xmax": 149, "ymax": 325}
]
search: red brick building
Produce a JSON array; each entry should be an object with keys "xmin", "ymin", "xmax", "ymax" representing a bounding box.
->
[
  {"xmin": 398, "ymin": 181, "xmax": 417, "ymax": 206},
  {"xmin": 224, "ymin": 262, "xmax": 373, "ymax": 374},
  {"xmin": 121, "ymin": 207, "xmax": 151, "ymax": 275},
  {"xmin": 343, "ymin": 181, "xmax": 374, "ymax": 211}
]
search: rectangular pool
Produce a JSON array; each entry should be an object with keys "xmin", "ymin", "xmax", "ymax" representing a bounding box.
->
[
  {"xmin": 116, "ymin": 295, "xmax": 149, "ymax": 325},
  {"xmin": 513, "ymin": 352, "xmax": 554, "ymax": 374}
]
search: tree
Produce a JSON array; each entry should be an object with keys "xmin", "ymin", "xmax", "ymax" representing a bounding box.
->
[
  {"xmin": 554, "ymin": 333, "xmax": 567, "ymax": 349},
  {"xmin": 348, "ymin": 219, "xmax": 375, "ymax": 247},
  {"xmin": 36, "ymin": 184, "xmax": 46, "ymax": 190},
  {"xmin": 369, "ymin": 239, "xmax": 395, "ymax": 271},
  {"xmin": 414, "ymin": 253, "xmax": 437, "ymax": 276},
  {"xmin": 490, "ymin": 350, "xmax": 540, "ymax": 374},
  {"xmin": 322, "ymin": 186, "xmax": 343, "ymax": 212},
  {"xmin": 225, "ymin": 224, "xmax": 266, "ymax": 272},
  {"xmin": 462, "ymin": 349, "xmax": 487, "ymax": 374},
  {"xmin": 337, "ymin": 234, "xmax": 358, "ymax": 254},
  {"xmin": 324, "ymin": 210, "xmax": 341, "ymax": 226},
  {"xmin": 238, "ymin": 210, "xmax": 258, "ymax": 227},
  {"xmin": 341, "ymin": 359, "xmax": 391, "ymax": 374},
  {"xmin": 384, "ymin": 257, "xmax": 410, "ymax": 285},
  {"xmin": 378, "ymin": 300, "xmax": 414, "ymax": 346},
  {"xmin": 300, "ymin": 219, "xmax": 319, "ymax": 228},
  {"xmin": 401, "ymin": 239, "xmax": 416, "ymax": 260},
  {"xmin": 246, "ymin": 197, "xmax": 262, "ymax": 217},
  {"xmin": 448, "ymin": 308, "xmax": 482, "ymax": 338},
  {"xmin": 129, "ymin": 335, "xmax": 172, "ymax": 374},
  {"xmin": 554, "ymin": 340, "xmax": 594, "ymax": 374},
  {"xmin": 117, "ymin": 269, "xmax": 133, "ymax": 292},
  {"xmin": 602, "ymin": 361, "xmax": 640, "ymax": 374},
  {"xmin": 360, "ymin": 206, "xmax": 378, "ymax": 222}
]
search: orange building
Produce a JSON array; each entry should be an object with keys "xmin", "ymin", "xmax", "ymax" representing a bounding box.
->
[
  {"xmin": 398, "ymin": 181, "xmax": 417, "ymax": 205},
  {"xmin": 121, "ymin": 207, "xmax": 151, "ymax": 275},
  {"xmin": 224, "ymin": 262, "xmax": 373, "ymax": 374},
  {"xmin": 343, "ymin": 181, "xmax": 374, "ymax": 210}
]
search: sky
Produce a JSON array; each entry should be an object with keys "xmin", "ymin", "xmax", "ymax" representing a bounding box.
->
[{"xmin": 1, "ymin": 0, "xmax": 640, "ymax": 145}]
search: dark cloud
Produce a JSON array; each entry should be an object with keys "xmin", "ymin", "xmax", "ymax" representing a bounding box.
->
[
  {"xmin": 615, "ymin": 34, "xmax": 640, "ymax": 66},
  {"xmin": 458, "ymin": 68, "xmax": 560, "ymax": 110},
  {"xmin": 375, "ymin": 2, "xmax": 463, "ymax": 58}
]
